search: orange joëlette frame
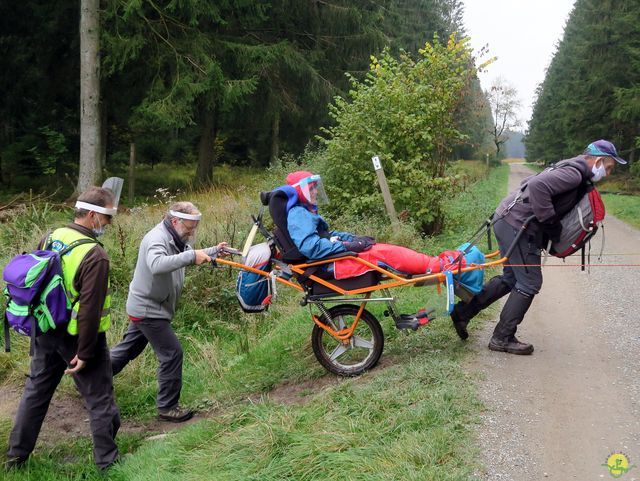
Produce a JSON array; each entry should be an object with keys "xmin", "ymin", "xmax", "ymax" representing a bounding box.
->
[
  {"xmin": 216, "ymin": 250, "xmax": 504, "ymax": 343},
  {"xmin": 215, "ymin": 249, "xmax": 504, "ymax": 296}
]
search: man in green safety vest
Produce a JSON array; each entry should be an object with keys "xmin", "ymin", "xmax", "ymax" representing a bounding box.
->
[{"xmin": 6, "ymin": 185, "xmax": 121, "ymax": 472}]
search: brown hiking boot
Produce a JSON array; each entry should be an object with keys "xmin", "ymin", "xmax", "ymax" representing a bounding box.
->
[
  {"xmin": 488, "ymin": 336, "xmax": 534, "ymax": 355},
  {"xmin": 158, "ymin": 405, "xmax": 194, "ymax": 423},
  {"xmin": 450, "ymin": 305, "xmax": 469, "ymax": 340}
]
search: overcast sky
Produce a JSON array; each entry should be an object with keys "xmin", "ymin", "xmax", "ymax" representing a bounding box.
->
[{"xmin": 463, "ymin": 0, "xmax": 576, "ymax": 130}]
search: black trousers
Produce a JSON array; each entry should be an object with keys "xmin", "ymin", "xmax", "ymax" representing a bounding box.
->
[
  {"xmin": 7, "ymin": 331, "xmax": 120, "ymax": 469},
  {"xmin": 493, "ymin": 217, "xmax": 543, "ymax": 295},
  {"xmin": 110, "ymin": 318, "xmax": 183, "ymax": 410}
]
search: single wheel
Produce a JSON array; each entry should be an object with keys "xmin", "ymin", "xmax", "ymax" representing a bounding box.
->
[{"xmin": 311, "ymin": 304, "xmax": 384, "ymax": 376}]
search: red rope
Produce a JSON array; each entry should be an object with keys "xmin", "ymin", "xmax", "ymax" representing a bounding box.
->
[{"xmin": 504, "ymin": 263, "xmax": 640, "ymax": 268}]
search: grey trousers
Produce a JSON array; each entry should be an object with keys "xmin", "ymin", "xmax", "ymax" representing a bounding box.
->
[
  {"xmin": 7, "ymin": 332, "xmax": 120, "ymax": 469},
  {"xmin": 110, "ymin": 318, "xmax": 183, "ymax": 410},
  {"xmin": 493, "ymin": 217, "xmax": 543, "ymax": 296}
]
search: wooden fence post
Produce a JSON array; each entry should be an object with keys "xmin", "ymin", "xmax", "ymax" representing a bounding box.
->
[
  {"xmin": 128, "ymin": 142, "xmax": 136, "ymax": 205},
  {"xmin": 372, "ymin": 155, "xmax": 399, "ymax": 229}
]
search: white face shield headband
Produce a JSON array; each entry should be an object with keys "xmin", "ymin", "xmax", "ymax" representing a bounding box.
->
[
  {"xmin": 169, "ymin": 210, "xmax": 202, "ymax": 221},
  {"xmin": 75, "ymin": 201, "xmax": 118, "ymax": 216}
]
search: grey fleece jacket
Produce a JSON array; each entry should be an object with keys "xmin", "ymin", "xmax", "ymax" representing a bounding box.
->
[
  {"xmin": 496, "ymin": 155, "xmax": 592, "ymax": 237},
  {"xmin": 126, "ymin": 221, "xmax": 197, "ymax": 320}
]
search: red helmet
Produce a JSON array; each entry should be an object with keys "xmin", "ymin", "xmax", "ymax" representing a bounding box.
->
[{"xmin": 286, "ymin": 170, "xmax": 317, "ymax": 204}]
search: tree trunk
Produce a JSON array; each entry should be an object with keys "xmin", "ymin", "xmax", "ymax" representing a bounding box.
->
[
  {"xmin": 196, "ymin": 107, "xmax": 217, "ymax": 185},
  {"xmin": 77, "ymin": 0, "xmax": 101, "ymax": 193},
  {"xmin": 128, "ymin": 141, "xmax": 136, "ymax": 205},
  {"xmin": 270, "ymin": 109, "xmax": 280, "ymax": 166}
]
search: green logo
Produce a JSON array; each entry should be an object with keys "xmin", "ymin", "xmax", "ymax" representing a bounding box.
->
[{"xmin": 602, "ymin": 453, "xmax": 637, "ymax": 478}]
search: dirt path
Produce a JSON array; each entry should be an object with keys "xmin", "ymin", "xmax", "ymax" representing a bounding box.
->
[{"xmin": 471, "ymin": 163, "xmax": 640, "ymax": 480}]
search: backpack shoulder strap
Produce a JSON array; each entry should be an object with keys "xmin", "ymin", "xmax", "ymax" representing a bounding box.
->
[
  {"xmin": 57, "ymin": 237, "xmax": 101, "ymax": 257},
  {"xmin": 39, "ymin": 230, "xmax": 53, "ymax": 250}
]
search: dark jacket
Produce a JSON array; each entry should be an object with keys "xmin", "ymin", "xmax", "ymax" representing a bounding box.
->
[{"xmin": 496, "ymin": 156, "xmax": 593, "ymax": 243}]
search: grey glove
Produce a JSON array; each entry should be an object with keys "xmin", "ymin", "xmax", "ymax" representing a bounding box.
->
[{"xmin": 541, "ymin": 222, "xmax": 563, "ymax": 244}]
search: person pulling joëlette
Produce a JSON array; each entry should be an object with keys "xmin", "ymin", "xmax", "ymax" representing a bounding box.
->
[
  {"xmin": 110, "ymin": 202, "xmax": 227, "ymax": 423},
  {"xmin": 450, "ymin": 139, "xmax": 626, "ymax": 354},
  {"xmin": 6, "ymin": 186, "xmax": 121, "ymax": 471}
]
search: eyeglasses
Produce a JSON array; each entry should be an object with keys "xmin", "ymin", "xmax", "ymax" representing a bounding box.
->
[{"xmin": 178, "ymin": 218, "xmax": 199, "ymax": 231}]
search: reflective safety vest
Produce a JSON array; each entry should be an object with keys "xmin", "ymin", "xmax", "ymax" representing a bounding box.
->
[{"xmin": 48, "ymin": 227, "xmax": 111, "ymax": 334}]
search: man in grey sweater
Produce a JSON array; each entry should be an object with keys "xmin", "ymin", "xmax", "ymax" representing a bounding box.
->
[
  {"xmin": 111, "ymin": 201, "xmax": 226, "ymax": 422},
  {"xmin": 450, "ymin": 140, "xmax": 626, "ymax": 355}
]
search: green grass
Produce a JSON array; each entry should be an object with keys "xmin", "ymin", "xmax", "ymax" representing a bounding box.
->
[
  {"xmin": 0, "ymin": 162, "xmax": 508, "ymax": 480},
  {"xmin": 601, "ymin": 192, "xmax": 640, "ymax": 229}
]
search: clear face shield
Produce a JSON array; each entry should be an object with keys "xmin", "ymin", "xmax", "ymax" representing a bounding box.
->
[
  {"xmin": 295, "ymin": 175, "xmax": 328, "ymax": 206},
  {"xmin": 169, "ymin": 210, "xmax": 201, "ymax": 247},
  {"xmin": 74, "ymin": 177, "xmax": 124, "ymax": 235},
  {"xmin": 101, "ymin": 177, "xmax": 123, "ymax": 212}
]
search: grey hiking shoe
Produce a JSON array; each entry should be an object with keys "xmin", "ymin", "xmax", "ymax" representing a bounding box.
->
[
  {"xmin": 158, "ymin": 405, "xmax": 194, "ymax": 423},
  {"xmin": 488, "ymin": 336, "xmax": 534, "ymax": 355}
]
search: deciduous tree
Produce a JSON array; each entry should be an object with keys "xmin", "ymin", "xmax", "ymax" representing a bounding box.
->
[{"xmin": 486, "ymin": 77, "xmax": 521, "ymax": 158}]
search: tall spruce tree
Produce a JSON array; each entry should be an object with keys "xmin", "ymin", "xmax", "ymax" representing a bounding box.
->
[{"xmin": 527, "ymin": 0, "xmax": 639, "ymax": 163}]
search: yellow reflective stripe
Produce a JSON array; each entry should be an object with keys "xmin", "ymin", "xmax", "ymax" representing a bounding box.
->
[{"xmin": 71, "ymin": 306, "xmax": 110, "ymax": 318}]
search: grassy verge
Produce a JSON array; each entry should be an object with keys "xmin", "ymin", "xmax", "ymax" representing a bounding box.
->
[
  {"xmin": 601, "ymin": 193, "xmax": 640, "ymax": 229},
  {"xmin": 1, "ymin": 163, "xmax": 509, "ymax": 480}
]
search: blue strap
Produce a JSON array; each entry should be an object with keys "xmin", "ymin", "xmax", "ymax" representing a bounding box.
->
[{"xmin": 445, "ymin": 270, "xmax": 455, "ymax": 314}]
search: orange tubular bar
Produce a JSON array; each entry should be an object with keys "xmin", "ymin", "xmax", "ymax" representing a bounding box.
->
[
  {"xmin": 312, "ymin": 297, "xmax": 369, "ymax": 342},
  {"xmin": 215, "ymin": 252, "xmax": 507, "ymax": 297},
  {"xmin": 215, "ymin": 258, "xmax": 304, "ymax": 291}
]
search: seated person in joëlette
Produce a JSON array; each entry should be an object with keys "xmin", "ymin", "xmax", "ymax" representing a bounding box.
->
[{"xmin": 284, "ymin": 170, "xmax": 464, "ymax": 279}]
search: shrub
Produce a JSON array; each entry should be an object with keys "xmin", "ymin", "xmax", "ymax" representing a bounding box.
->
[{"xmin": 319, "ymin": 34, "xmax": 480, "ymax": 234}]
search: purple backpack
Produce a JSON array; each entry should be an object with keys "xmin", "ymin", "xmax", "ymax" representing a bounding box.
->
[{"xmin": 3, "ymin": 239, "xmax": 96, "ymax": 353}]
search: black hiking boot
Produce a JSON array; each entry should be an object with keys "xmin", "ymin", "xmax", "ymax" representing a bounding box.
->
[
  {"xmin": 449, "ymin": 276, "xmax": 512, "ymax": 340},
  {"xmin": 488, "ymin": 336, "xmax": 534, "ymax": 355},
  {"xmin": 450, "ymin": 303, "xmax": 469, "ymax": 340},
  {"xmin": 490, "ymin": 288, "xmax": 535, "ymax": 355},
  {"xmin": 4, "ymin": 456, "xmax": 27, "ymax": 471}
]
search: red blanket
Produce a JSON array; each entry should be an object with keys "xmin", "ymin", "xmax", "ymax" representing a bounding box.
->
[{"xmin": 333, "ymin": 243, "xmax": 464, "ymax": 280}]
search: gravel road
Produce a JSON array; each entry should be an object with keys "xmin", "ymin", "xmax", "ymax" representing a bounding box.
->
[{"xmin": 470, "ymin": 163, "xmax": 640, "ymax": 481}]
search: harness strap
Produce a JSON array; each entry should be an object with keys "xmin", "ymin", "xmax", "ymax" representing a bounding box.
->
[
  {"xmin": 4, "ymin": 311, "xmax": 10, "ymax": 353},
  {"xmin": 298, "ymin": 266, "xmax": 319, "ymax": 284},
  {"xmin": 444, "ymin": 270, "xmax": 455, "ymax": 314}
]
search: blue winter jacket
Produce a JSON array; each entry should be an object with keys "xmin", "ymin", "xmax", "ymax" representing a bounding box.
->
[{"xmin": 287, "ymin": 205, "xmax": 355, "ymax": 260}]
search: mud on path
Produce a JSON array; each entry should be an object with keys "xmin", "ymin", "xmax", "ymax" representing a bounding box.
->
[
  {"xmin": 0, "ymin": 384, "xmax": 198, "ymax": 442},
  {"xmin": 0, "ymin": 369, "xmax": 347, "ymax": 446},
  {"xmin": 470, "ymin": 163, "xmax": 640, "ymax": 480}
]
